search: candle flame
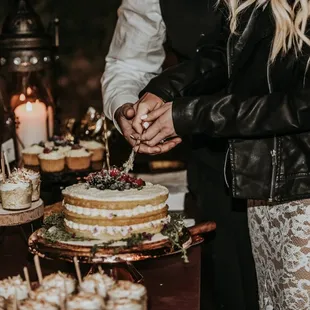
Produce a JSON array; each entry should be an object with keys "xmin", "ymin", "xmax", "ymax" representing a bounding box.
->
[
  {"xmin": 26, "ymin": 87, "xmax": 32, "ymax": 95},
  {"xmin": 19, "ymin": 93, "xmax": 26, "ymax": 101},
  {"xmin": 25, "ymin": 101, "xmax": 33, "ymax": 112}
]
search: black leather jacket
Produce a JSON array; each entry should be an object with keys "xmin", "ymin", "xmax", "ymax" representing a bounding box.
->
[{"xmin": 142, "ymin": 5, "xmax": 310, "ymax": 203}]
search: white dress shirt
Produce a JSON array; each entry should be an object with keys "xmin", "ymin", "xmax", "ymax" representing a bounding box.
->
[{"xmin": 101, "ymin": 0, "xmax": 166, "ymax": 131}]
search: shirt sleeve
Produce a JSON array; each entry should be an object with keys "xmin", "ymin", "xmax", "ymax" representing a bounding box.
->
[{"xmin": 101, "ymin": 0, "xmax": 166, "ymax": 132}]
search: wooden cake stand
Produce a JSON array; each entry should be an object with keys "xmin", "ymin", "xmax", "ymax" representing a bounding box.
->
[
  {"xmin": 0, "ymin": 199, "xmax": 44, "ymax": 227},
  {"xmin": 0, "ymin": 199, "xmax": 44, "ymax": 245}
]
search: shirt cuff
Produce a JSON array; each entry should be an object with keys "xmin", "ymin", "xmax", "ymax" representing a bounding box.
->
[{"xmin": 109, "ymin": 94, "xmax": 138, "ymax": 134}]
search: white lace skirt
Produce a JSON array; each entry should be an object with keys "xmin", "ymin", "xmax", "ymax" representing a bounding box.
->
[{"xmin": 248, "ymin": 200, "xmax": 310, "ymax": 310}]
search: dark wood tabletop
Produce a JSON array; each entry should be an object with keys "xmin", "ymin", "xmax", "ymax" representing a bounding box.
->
[{"xmin": 0, "ymin": 225, "xmax": 201, "ymax": 310}]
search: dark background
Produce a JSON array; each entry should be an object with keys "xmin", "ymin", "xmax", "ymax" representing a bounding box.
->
[{"xmin": 0, "ymin": 0, "xmax": 121, "ymax": 120}]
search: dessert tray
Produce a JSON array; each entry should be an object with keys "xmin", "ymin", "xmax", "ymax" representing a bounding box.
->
[{"xmin": 28, "ymin": 203, "xmax": 216, "ymax": 264}]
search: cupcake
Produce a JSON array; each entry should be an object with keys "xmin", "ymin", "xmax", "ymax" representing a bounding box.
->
[
  {"xmin": 19, "ymin": 299, "xmax": 58, "ymax": 310},
  {"xmin": 0, "ymin": 174, "xmax": 32, "ymax": 210},
  {"xmin": 41, "ymin": 272, "xmax": 76, "ymax": 294},
  {"xmin": 12, "ymin": 168, "xmax": 40, "ymax": 201},
  {"xmin": 0, "ymin": 275, "xmax": 29, "ymax": 300},
  {"xmin": 80, "ymin": 272, "xmax": 115, "ymax": 298},
  {"xmin": 108, "ymin": 281, "xmax": 147, "ymax": 309},
  {"xmin": 80, "ymin": 140, "xmax": 104, "ymax": 162},
  {"xmin": 38, "ymin": 148, "xmax": 65, "ymax": 173},
  {"xmin": 57, "ymin": 145, "xmax": 72, "ymax": 155},
  {"xmin": 22, "ymin": 144, "xmax": 44, "ymax": 166},
  {"xmin": 65, "ymin": 145, "xmax": 92, "ymax": 171},
  {"xmin": 106, "ymin": 299, "xmax": 144, "ymax": 310},
  {"xmin": 66, "ymin": 292, "xmax": 105, "ymax": 310}
]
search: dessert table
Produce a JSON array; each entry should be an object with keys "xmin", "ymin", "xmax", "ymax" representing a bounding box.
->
[{"xmin": 0, "ymin": 226, "xmax": 204, "ymax": 310}]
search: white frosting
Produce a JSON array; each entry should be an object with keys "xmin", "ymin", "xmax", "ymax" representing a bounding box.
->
[
  {"xmin": 12, "ymin": 168, "xmax": 40, "ymax": 181},
  {"xmin": 42, "ymin": 272, "xmax": 76, "ymax": 294},
  {"xmin": 57, "ymin": 146, "xmax": 72, "ymax": 154},
  {"xmin": 19, "ymin": 300, "xmax": 58, "ymax": 310},
  {"xmin": 80, "ymin": 140, "xmax": 104, "ymax": 150},
  {"xmin": 22, "ymin": 145, "xmax": 44, "ymax": 154},
  {"xmin": 0, "ymin": 276, "xmax": 28, "ymax": 300},
  {"xmin": 67, "ymin": 292, "xmax": 104, "ymax": 310},
  {"xmin": 65, "ymin": 202, "xmax": 166, "ymax": 218},
  {"xmin": 0, "ymin": 180, "xmax": 31, "ymax": 191},
  {"xmin": 66, "ymin": 148, "xmax": 91, "ymax": 158},
  {"xmin": 106, "ymin": 299, "xmax": 143, "ymax": 310},
  {"xmin": 62, "ymin": 183, "xmax": 168, "ymax": 202},
  {"xmin": 38, "ymin": 152, "xmax": 65, "ymax": 160},
  {"xmin": 31, "ymin": 287, "xmax": 64, "ymax": 306},
  {"xmin": 45, "ymin": 141, "xmax": 55, "ymax": 148},
  {"xmin": 80, "ymin": 273, "xmax": 114, "ymax": 297},
  {"xmin": 65, "ymin": 216, "xmax": 169, "ymax": 236},
  {"xmin": 108, "ymin": 281, "xmax": 146, "ymax": 301}
]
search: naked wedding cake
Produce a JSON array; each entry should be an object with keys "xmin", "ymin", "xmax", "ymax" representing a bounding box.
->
[{"xmin": 62, "ymin": 168, "xmax": 169, "ymax": 241}]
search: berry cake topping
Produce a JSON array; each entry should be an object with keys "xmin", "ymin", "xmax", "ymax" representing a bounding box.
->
[
  {"xmin": 43, "ymin": 147, "xmax": 59, "ymax": 154},
  {"xmin": 85, "ymin": 167, "xmax": 145, "ymax": 191}
]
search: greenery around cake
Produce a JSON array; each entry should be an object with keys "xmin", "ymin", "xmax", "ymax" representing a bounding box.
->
[
  {"xmin": 85, "ymin": 167, "xmax": 145, "ymax": 191},
  {"xmin": 41, "ymin": 212, "xmax": 189, "ymax": 262}
]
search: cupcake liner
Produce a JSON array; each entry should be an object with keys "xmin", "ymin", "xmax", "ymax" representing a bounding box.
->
[
  {"xmin": 22, "ymin": 153, "xmax": 40, "ymax": 166},
  {"xmin": 90, "ymin": 148, "xmax": 104, "ymax": 162},
  {"xmin": 66, "ymin": 156, "xmax": 91, "ymax": 170},
  {"xmin": 1, "ymin": 184, "xmax": 32, "ymax": 210},
  {"xmin": 39, "ymin": 158, "xmax": 65, "ymax": 173}
]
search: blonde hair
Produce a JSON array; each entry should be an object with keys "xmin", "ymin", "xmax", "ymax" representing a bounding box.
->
[{"xmin": 225, "ymin": 0, "xmax": 310, "ymax": 61}]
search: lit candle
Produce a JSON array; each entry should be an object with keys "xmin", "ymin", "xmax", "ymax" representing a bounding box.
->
[{"xmin": 14, "ymin": 100, "xmax": 47, "ymax": 148}]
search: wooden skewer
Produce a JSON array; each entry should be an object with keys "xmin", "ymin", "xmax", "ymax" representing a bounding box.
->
[
  {"xmin": 23, "ymin": 267, "xmax": 32, "ymax": 292},
  {"xmin": 13, "ymin": 288, "xmax": 18, "ymax": 310},
  {"xmin": 34, "ymin": 255, "xmax": 43, "ymax": 285},
  {"xmin": 73, "ymin": 256, "xmax": 82, "ymax": 285},
  {"xmin": 3, "ymin": 151, "xmax": 11, "ymax": 177},
  {"xmin": 1, "ymin": 152, "xmax": 6, "ymax": 182},
  {"xmin": 98, "ymin": 265, "xmax": 104, "ymax": 275},
  {"xmin": 102, "ymin": 114, "xmax": 110, "ymax": 170}
]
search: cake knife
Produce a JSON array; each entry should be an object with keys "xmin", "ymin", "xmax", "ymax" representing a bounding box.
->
[{"xmin": 123, "ymin": 132, "xmax": 142, "ymax": 174}]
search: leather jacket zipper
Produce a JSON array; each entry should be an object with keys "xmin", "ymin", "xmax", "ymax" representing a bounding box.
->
[
  {"xmin": 267, "ymin": 57, "xmax": 277, "ymax": 202},
  {"xmin": 268, "ymin": 141, "xmax": 277, "ymax": 203}
]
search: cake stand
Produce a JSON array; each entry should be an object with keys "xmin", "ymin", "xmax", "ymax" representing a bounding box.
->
[
  {"xmin": 0, "ymin": 199, "xmax": 44, "ymax": 245},
  {"xmin": 28, "ymin": 202, "xmax": 216, "ymax": 282}
]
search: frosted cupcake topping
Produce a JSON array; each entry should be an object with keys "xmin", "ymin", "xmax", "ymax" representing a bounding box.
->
[
  {"xmin": 0, "ymin": 174, "xmax": 31, "ymax": 191},
  {"xmin": 80, "ymin": 140, "xmax": 104, "ymax": 150},
  {"xmin": 108, "ymin": 281, "xmax": 146, "ymax": 301},
  {"xmin": 80, "ymin": 273, "xmax": 115, "ymax": 297},
  {"xmin": 66, "ymin": 292, "xmax": 105, "ymax": 310},
  {"xmin": 38, "ymin": 151, "xmax": 65, "ymax": 160},
  {"xmin": 30, "ymin": 287, "xmax": 65, "ymax": 306},
  {"xmin": 0, "ymin": 275, "xmax": 29, "ymax": 300},
  {"xmin": 12, "ymin": 168, "xmax": 39, "ymax": 180},
  {"xmin": 22, "ymin": 145, "xmax": 44, "ymax": 154},
  {"xmin": 41, "ymin": 272, "xmax": 76, "ymax": 294}
]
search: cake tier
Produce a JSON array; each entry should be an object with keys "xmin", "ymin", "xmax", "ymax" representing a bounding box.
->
[
  {"xmin": 64, "ymin": 216, "xmax": 169, "ymax": 241},
  {"xmin": 62, "ymin": 183, "xmax": 169, "ymax": 210}
]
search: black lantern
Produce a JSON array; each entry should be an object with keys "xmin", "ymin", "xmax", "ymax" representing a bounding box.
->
[{"xmin": 0, "ymin": 0, "xmax": 57, "ymax": 157}]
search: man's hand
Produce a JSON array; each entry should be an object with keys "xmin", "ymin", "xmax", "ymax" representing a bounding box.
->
[
  {"xmin": 132, "ymin": 92, "xmax": 165, "ymax": 135},
  {"xmin": 114, "ymin": 103, "xmax": 136, "ymax": 147},
  {"xmin": 135, "ymin": 102, "xmax": 182, "ymax": 154}
]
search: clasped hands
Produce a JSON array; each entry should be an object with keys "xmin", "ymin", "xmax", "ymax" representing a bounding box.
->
[{"xmin": 115, "ymin": 93, "xmax": 182, "ymax": 155}]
